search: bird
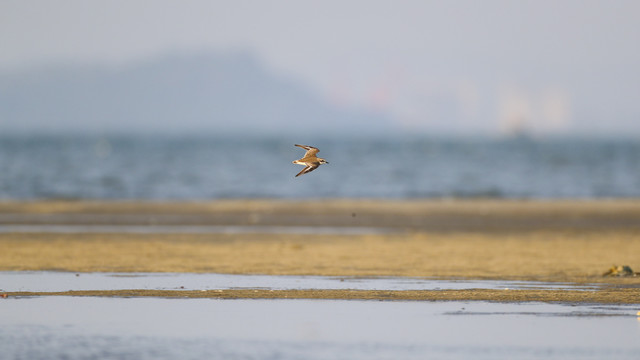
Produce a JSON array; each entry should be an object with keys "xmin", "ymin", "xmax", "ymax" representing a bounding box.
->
[{"xmin": 292, "ymin": 144, "xmax": 329, "ymax": 177}]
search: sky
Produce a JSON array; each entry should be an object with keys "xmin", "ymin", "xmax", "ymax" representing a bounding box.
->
[{"xmin": 1, "ymin": 0, "xmax": 640, "ymax": 136}]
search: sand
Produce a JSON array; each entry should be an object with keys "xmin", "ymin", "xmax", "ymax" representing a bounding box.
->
[{"xmin": 1, "ymin": 199, "xmax": 639, "ymax": 303}]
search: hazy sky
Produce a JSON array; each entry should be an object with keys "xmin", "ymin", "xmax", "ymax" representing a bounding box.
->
[{"xmin": 2, "ymin": 0, "xmax": 640, "ymax": 135}]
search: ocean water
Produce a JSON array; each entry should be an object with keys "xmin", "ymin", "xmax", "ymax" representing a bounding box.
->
[{"xmin": 0, "ymin": 135, "xmax": 639, "ymax": 199}]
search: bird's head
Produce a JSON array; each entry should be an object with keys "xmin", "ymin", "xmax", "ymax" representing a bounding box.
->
[{"xmin": 319, "ymin": 158, "xmax": 329, "ymax": 164}]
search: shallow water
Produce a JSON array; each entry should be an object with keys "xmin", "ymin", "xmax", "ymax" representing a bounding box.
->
[
  {"xmin": 1, "ymin": 297, "xmax": 639, "ymax": 360},
  {"xmin": 0, "ymin": 271, "xmax": 601, "ymax": 292}
]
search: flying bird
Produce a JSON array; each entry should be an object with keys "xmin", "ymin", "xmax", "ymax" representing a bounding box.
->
[{"xmin": 292, "ymin": 144, "xmax": 329, "ymax": 177}]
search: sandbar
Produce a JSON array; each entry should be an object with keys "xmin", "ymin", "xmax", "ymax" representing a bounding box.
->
[{"xmin": 1, "ymin": 199, "xmax": 639, "ymax": 303}]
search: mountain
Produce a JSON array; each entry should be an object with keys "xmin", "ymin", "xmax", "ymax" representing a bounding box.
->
[{"xmin": 0, "ymin": 52, "xmax": 391, "ymax": 135}]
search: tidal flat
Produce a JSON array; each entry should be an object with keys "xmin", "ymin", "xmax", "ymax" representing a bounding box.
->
[
  {"xmin": 1, "ymin": 199, "xmax": 640, "ymax": 302},
  {"xmin": 2, "ymin": 200, "xmax": 640, "ymax": 359}
]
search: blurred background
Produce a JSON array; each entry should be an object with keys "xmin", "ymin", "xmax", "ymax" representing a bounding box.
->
[{"xmin": 1, "ymin": 0, "xmax": 639, "ymax": 199}]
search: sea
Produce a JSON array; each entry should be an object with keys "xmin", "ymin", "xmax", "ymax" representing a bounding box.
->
[{"xmin": 1, "ymin": 134, "xmax": 639, "ymax": 200}]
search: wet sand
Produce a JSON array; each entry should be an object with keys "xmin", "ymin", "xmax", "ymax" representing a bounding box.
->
[
  {"xmin": 1, "ymin": 199, "xmax": 639, "ymax": 302},
  {"xmin": 6, "ymin": 288, "xmax": 640, "ymax": 304}
]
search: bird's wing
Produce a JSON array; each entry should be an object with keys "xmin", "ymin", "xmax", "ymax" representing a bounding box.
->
[
  {"xmin": 295, "ymin": 163, "xmax": 319, "ymax": 177},
  {"xmin": 295, "ymin": 144, "xmax": 319, "ymax": 157}
]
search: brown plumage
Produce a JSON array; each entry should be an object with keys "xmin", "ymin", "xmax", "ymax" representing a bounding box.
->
[{"xmin": 292, "ymin": 144, "xmax": 329, "ymax": 177}]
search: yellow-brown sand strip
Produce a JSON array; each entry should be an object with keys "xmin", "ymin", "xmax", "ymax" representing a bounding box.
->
[
  {"xmin": 4, "ymin": 288, "xmax": 640, "ymax": 304},
  {"xmin": 1, "ymin": 231, "xmax": 639, "ymax": 283}
]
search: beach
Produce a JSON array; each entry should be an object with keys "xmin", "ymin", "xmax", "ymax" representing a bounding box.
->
[{"xmin": 1, "ymin": 199, "xmax": 639, "ymax": 303}]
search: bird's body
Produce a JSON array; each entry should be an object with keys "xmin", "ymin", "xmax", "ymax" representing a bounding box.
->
[{"xmin": 292, "ymin": 144, "xmax": 329, "ymax": 177}]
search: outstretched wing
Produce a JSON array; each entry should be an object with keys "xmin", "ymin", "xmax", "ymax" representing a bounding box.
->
[
  {"xmin": 295, "ymin": 163, "xmax": 319, "ymax": 177},
  {"xmin": 295, "ymin": 144, "xmax": 319, "ymax": 157}
]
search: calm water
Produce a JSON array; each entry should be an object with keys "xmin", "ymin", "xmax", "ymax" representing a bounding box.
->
[
  {"xmin": 1, "ymin": 297, "xmax": 639, "ymax": 360},
  {"xmin": 1, "ymin": 135, "xmax": 639, "ymax": 199},
  {"xmin": 0, "ymin": 271, "xmax": 601, "ymax": 292},
  {"xmin": 2, "ymin": 272, "xmax": 638, "ymax": 359}
]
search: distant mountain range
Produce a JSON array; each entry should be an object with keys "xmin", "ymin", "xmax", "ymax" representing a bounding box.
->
[{"xmin": 0, "ymin": 52, "xmax": 391, "ymax": 135}]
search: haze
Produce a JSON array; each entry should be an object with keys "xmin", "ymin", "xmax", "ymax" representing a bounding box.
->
[{"xmin": 1, "ymin": 0, "xmax": 639, "ymax": 136}]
